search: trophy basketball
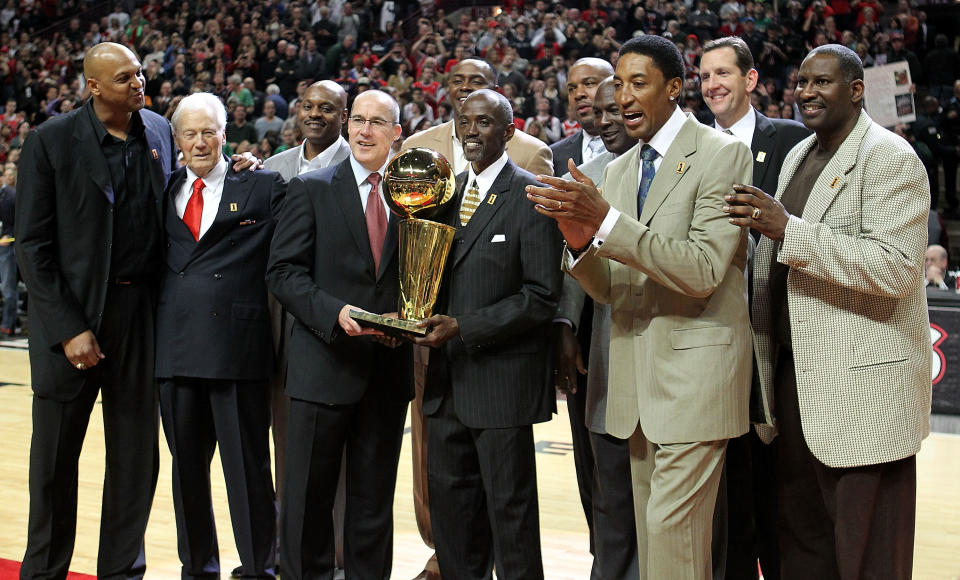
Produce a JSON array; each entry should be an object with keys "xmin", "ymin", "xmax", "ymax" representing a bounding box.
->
[{"xmin": 349, "ymin": 147, "xmax": 457, "ymax": 337}]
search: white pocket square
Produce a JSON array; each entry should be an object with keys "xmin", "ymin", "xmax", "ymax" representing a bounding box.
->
[{"xmin": 491, "ymin": 234, "xmax": 506, "ymax": 243}]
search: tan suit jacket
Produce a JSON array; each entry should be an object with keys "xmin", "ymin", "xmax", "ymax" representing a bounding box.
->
[
  {"xmin": 401, "ymin": 119, "xmax": 554, "ymax": 177},
  {"xmin": 752, "ymin": 110, "xmax": 931, "ymax": 468},
  {"xmin": 569, "ymin": 113, "xmax": 754, "ymax": 444}
]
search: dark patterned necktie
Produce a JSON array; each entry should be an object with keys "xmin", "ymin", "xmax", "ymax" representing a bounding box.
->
[{"xmin": 636, "ymin": 145, "xmax": 659, "ymax": 216}]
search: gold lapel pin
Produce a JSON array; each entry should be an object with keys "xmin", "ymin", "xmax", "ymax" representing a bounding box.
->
[
  {"xmin": 829, "ymin": 177, "xmax": 841, "ymax": 188},
  {"xmin": 675, "ymin": 161, "xmax": 686, "ymax": 174},
  {"xmin": 756, "ymin": 151, "xmax": 766, "ymax": 163},
  {"xmin": 229, "ymin": 202, "xmax": 238, "ymax": 212},
  {"xmin": 487, "ymin": 193, "xmax": 497, "ymax": 205},
  {"xmin": 151, "ymin": 149, "xmax": 158, "ymax": 160}
]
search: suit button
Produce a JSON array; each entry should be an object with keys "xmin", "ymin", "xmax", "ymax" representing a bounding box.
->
[
  {"xmin": 178, "ymin": 271, "xmax": 185, "ymax": 277},
  {"xmin": 214, "ymin": 273, "xmax": 222, "ymax": 280},
  {"xmin": 166, "ymin": 242, "xmax": 171, "ymax": 248},
  {"xmin": 210, "ymin": 311, "xmax": 218, "ymax": 317}
]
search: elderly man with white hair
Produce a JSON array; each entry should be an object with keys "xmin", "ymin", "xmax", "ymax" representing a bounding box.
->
[{"xmin": 156, "ymin": 92, "xmax": 286, "ymax": 580}]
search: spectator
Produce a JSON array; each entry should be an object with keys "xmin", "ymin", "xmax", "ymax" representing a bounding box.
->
[
  {"xmin": 226, "ymin": 103, "xmax": 258, "ymax": 152},
  {"xmin": 0, "ymin": 163, "xmax": 14, "ymax": 337},
  {"xmin": 925, "ymin": 244, "xmax": 955, "ymax": 290},
  {"xmin": 255, "ymin": 99, "xmax": 284, "ymax": 141},
  {"xmin": 525, "ymin": 97, "xmax": 562, "ymax": 143}
]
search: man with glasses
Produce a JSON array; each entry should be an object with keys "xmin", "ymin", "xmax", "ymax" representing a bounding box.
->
[{"xmin": 267, "ymin": 90, "xmax": 412, "ymax": 580}]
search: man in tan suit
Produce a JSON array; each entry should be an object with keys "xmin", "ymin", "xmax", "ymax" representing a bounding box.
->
[
  {"xmin": 527, "ymin": 35, "xmax": 753, "ymax": 579},
  {"xmin": 400, "ymin": 57, "xmax": 552, "ymax": 580},
  {"xmin": 724, "ymin": 45, "xmax": 931, "ymax": 579}
]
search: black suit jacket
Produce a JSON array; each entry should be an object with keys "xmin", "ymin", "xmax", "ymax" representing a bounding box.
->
[
  {"xmin": 550, "ymin": 129, "xmax": 584, "ymax": 177},
  {"xmin": 156, "ymin": 164, "xmax": 286, "ymax": 380},
  {"xmin": 266, "ymin": 158, "xmax": 412, "ymax": 405},
  {"xmin": 751, "ymin": 110, "xmax": 811, "ymax": 195},
  {"xmin": 15, "ymin": 101, "xmax": 177, "ymax": 401},
  {"xmin": 423, "ymin": 160, "xmax": 564, "ymax": 429}
]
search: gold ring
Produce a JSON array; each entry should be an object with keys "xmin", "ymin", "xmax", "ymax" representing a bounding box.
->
[
  {"xmin": 752, "ymin": 207, "xmax": 762, "ymax": 219},
  {"xmin": 76, "ymin": 362, "xmax": 85, "ymax": 370}
]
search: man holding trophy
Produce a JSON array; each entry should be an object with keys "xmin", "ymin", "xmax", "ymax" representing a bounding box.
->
[
  {"xmin": 413, "ymin": 89, "xmax": 564, "ymax": 580},
  {"xmin": 266, "ymin": 89, "xmax": 412, "ymax": 580}
]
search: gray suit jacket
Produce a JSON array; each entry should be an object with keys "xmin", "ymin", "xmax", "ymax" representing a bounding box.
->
[
  {"xmin": 558, "ymin": 150, "xmax": 616, "ymax": 433},
  {"xmin": 569, "ymin": 113, "xmax": 754, "ymax": 444},
  {"xmin": 752, "ymin": 110, "xmax": 931, "ymax": 468}
]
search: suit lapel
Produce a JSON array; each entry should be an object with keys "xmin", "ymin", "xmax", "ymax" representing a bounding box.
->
[
  {"xmin": 74, "ymin": 109, "xmax": 115, "ymax": 204},
  {"xmin": 797, "ymin": 111, "xmax": 870, "ymax": 224},
  {"xmin": 452, "ymin": 161, "xmax": 513, "ymax": 268},
  {"xmin": 192, "ymin": 164, "xmax": 253, "ymax": 256},
  {"xmin": 332, "ymin": 161, "xmax": 376, "ymax": 275},
  {"xmin": 378, "ymin": 211, "xmax": 401, "ymax": 280},
  {"xmin": 638, "ymin": 116, "xmax": 698, "ymax": 225},
  {"xmin": 752, "ymin": 111, "xmax": 776, "ymax": 190},
  {"xmin": 143, "ymin": 117, "xmax": 169, "ymax": 227}
]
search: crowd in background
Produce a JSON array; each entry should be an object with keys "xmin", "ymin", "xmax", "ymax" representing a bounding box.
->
[{"xmin": 0, "ymin": 0, "xmax": 958, "ymax": 328}]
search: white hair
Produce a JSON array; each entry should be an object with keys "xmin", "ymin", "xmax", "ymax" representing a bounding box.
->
[{"xmin": 171, "ymin": 92, "xmax": 227, "ymax": 133}]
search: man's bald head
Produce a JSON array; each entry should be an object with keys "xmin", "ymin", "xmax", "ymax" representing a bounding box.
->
[{"xmin": 83, "ymin": 42, "xmax": 146, "ymax": 115}]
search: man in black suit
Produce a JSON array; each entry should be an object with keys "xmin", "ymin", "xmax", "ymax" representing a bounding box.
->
[
  {"xmin": 266, "ymin": 89, "xmax": 412, "ymax": 580},
  {"xmin": 414, "ymin": 89, "xmax": 564, "ymax": 580},
  {"xmin": 550, "ymin": 57, "xmax": 615, "ymax": 565},
  {"xmin": 15, "ymin": 42, "xmax": 177, "ymax": 580},
  {"xmin": 699, "ymin": 36, "xmax": 810, "ymax": 580},
  {"xmin": 156, "ymin": 92, "xmax": 285, "ymax": 580},
  {"xmin": 550, "ymin": 58, "xmax": 615, "ymax": 177}
]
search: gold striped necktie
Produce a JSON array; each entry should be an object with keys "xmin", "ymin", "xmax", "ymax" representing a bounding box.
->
[{"xmin": 460, "ymin": 179, "xmax": 481, "ymax": 226}]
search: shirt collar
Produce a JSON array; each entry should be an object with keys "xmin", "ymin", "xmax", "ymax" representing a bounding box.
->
[
  {"xmin": 643, "ymin": 105, "xmax": 687, "ymax": 158},
  {"xmin": 299, "ymin": 135, "xmax": 346, "ymax": 173},
  {"xmin": 349, "ymin": 153, "xmax": 389, "ymax": 188},
  {"xmin": 185, "ymin": 156, "xmax": 228, "ymax": 188},
  {"xmin": 466, "ymin": 151, "xmax": 510, "ymax": 194},
  {"xmin": 86, "ymin": 98, "xmax": 146, "ymax": 144},
  {"xmin": 715, "ymin": 108, "xmax": 756, "ymax": 148}
]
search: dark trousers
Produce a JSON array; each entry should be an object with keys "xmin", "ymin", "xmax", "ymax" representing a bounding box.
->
[
  {"xmin": 775, "ymin": 349, "xmax": 917, "ymax": 580},
  {"xmin": 158, "ymin": 378, "xmax": 276, "ymax": 579},
  {"xmin": 589, "ymin": 431, "xmax": 639, "ymax": 580},
  {"xmin": 280, "ymin": 390, "xmax": 407, "ymax": 580},
  {"xmin": 21, "ymin": 284, "xmax": 159, "ymax": 580},
  {"xmin": 943, "ymin": 152, "xmax": 958, "ymax": 210},
  {"xmin": 721, "ymin": 430, "xmax": 780, "ymax": 580},
  {"xmin": 427, "ymin": 394, "xmax": 544, "ymax": 580}
]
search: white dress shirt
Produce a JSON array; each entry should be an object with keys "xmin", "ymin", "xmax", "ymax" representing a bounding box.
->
[
  {"xmin": 450, "ymin": 128, "xmax": 468, "ymax": 175},
  {"xmin": 349, "ymin": 154, "xmax": 390, "ymax": 222},
  {"xmin": 593, "ymin": 105, "xmax": 689, "ymax": 244},
  {"xmin": 298, "ymin": 135, "xmax": 347, "ymax": 176},
  {"xmin": 176, "ymin": 158, "xmax": 227, "ymax": 239},
  {"xmin": 461, "ymin": 152, "xmax": 510, "ymax": 208},
  {"xmin": 715, "ymin": 108, "xmax": 756, "ymax": 148},
  {"xmin": 581, "ymin": 132, "xmax": 607, "ymax": 163}
]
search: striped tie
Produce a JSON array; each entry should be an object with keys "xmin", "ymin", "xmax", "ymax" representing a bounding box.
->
[{"xmin": 460, "ymin": 180, "xmax": 481, "ymax": 226}]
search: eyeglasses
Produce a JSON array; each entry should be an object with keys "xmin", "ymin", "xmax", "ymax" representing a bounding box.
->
[{"xmin": 348, "ymin": 116, "xmax": 396, "ymax": 130}]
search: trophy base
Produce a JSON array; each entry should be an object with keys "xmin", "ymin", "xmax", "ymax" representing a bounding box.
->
[{"xmin": 349, "ymin": 310, "xmax": 427, "ymax": 337}]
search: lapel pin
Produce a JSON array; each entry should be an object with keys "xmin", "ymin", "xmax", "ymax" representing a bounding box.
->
[
  {"xmin": 756, "ymin": 151, "xmax": 766, "ymax": 163},
  {"xmin": 487, "ymin": 193, "xmax": 497, "ymax": 205},
  {"xmin": 151, "ymin": 149, "xmax": 158, "ymax": 160},
  {"xmin": 675, "ymin": 161, "xmax": 686, "ymax": 174},
  {"xmin": 829, "ymin": 177, "xmax": 841, "ymax": 188},
  {"xmin": 229, "ymin": 202, "xmax": 238, "ymax": 212}
]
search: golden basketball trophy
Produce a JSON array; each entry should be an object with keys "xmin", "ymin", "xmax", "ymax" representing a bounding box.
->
[{"xmin": 349, "ymin": 147, "xmax": 457, "ymax": 337}]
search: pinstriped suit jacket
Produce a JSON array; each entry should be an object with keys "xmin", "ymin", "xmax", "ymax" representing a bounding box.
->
[
  {"xmin": 752, "ymin": 110, "xmax": 931, "ymax": 468},
  {"xmin": 422, "ymin": 160, "xmax": 564, "ymax": 429},
  {"xmin": 569, "ymin": 114, "xmax": 754, "ymax": 444}
]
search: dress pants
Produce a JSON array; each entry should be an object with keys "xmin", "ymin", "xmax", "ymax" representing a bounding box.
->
[
  {"xmin": 0, "ymin": 243, "xmax": 17, "ymax": 330},
  {"xmin": 589, "ymin": 431, "xmax": 639, "ymax": 580},
  {"xmin": 774, "ymin": 349, "xmax": 917, "ymax": 580},
  {"xmin": 21, "ymin": 284, "xmax": 159, "ymax": 580},
  {"xmin": 158, "ymin": 378, "xmax": 276, "ymax": 579},
  {"xmin": 427, "ymin": 394, "xmax": 544, "ymax": 580},
  {"xmin": 628, "ymin": 424, "xmax": 727, "ymax": 580},
  {"xmin": 280, "ymin": 388, "xmax": 408, "ymax": 580}
]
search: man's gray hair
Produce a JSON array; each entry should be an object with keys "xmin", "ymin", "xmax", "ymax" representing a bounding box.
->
[{"xmin": 171, "ymin": 92, "xmax": 227, "ymax": 133}]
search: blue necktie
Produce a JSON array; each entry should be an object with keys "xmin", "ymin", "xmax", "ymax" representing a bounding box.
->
[{"xmin": 636, "ymin": 144, "xmax": 659, "ymax": 216}]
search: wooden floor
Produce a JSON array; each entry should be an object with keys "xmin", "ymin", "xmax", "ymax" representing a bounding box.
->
[{"xmin": 1, "ymin": 346, "xmax": 959, "ymax": 579}]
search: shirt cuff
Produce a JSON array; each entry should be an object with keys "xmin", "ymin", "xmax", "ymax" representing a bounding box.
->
[{"xmin": 595, "ymin": 207, "xmax": 621, "ymax": 246}]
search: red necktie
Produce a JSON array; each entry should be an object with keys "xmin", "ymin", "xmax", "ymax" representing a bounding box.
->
[
  {"xmin": 365, "ymin": 172, "xmax": 387, "ymax": 272},
  {"xmin": 184, "ymin": 177, "xmax": 204, "ymax": 241}
]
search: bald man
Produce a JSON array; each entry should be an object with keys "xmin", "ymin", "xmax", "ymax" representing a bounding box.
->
[{"xmin": 15, "ymin": 42, "xmax": 177, "ymax": 579}]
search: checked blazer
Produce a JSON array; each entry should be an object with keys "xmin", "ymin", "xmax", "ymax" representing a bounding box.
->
[{"xmin": 752, "ymin": 110, "xmax": 932, "ymax": 468}]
